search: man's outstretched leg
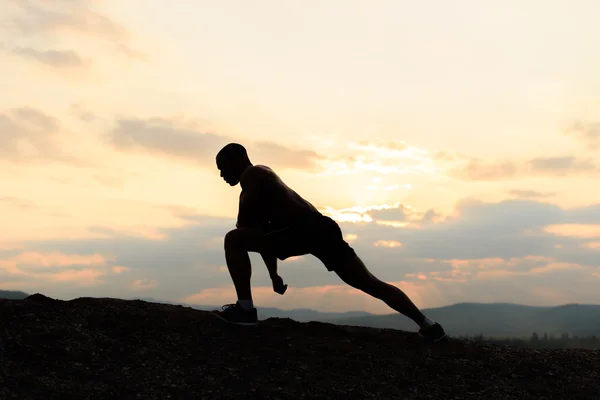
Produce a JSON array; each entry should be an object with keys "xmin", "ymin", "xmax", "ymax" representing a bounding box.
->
[
  {"xmin": 211, "ymin": 228, "xmax": 265, "ymax": 326},
  {"xmin": 331, "ymin": 255, "xmax": 446, "ymax": 343}
]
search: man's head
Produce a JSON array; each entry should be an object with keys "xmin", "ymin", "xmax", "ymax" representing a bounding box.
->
[{"xmin": 216, "ymin": 143, "xmax": 252, "ymax": 186}]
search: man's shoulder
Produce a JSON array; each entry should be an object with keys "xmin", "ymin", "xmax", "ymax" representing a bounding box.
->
[
  {"xmin": 240, "ymin": 165, "xmax": 273, "ymax": 186},
  {"xmin": 251, "ymin": 164, "xmax": 274, "ymax": 174},
  {"xmin": 242, "ymin": 165, "xmax": 272, "ymax": 178}
]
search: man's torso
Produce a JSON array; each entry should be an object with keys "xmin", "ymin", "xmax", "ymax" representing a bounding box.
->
[{"xmin": 239, "ymin": 165, "xmax": 321, "ymax": 228}]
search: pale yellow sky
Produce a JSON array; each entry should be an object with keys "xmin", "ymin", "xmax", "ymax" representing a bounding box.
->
[{"xmin": 1, "ymin": 0, "xmax": 600, "ymax": 312}]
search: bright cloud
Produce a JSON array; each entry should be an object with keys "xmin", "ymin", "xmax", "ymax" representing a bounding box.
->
[
  {"xmin": 317, "ymin": 141, "xmax": 443, "ymax": 177},
  {"xmin": 544, "ymin": 224, "xmax": 600, "ymax": 239},
  {"xmin": 374, "ymin": 240, "xmax": 402, "ymax": 248},
  {"xmin": 132, "ymin": 278, "xmax": 158, "ymax": 290},
  {"xmin": 0, "ymin": 251, "xmax": 115, "ymax": 287}
]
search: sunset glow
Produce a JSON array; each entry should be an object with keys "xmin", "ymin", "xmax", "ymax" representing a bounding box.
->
[{"xmin": 2, "ymin": 0, "xmax": 600, "ymax": 312}]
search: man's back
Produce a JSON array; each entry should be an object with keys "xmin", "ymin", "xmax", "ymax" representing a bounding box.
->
[{"xmin": 240, "ymin": 164, "xmax": 320, "ymax": 227}]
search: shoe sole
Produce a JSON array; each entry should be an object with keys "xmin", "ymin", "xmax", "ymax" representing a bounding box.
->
[{"xmin": 211, "ymin": 312, "xmax": 259, "ymax": 326}]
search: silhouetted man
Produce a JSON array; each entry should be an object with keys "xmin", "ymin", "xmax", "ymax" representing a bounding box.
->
[{"xmin": 212, "ymin": 143, "xmax": 446, "ymax": 343}]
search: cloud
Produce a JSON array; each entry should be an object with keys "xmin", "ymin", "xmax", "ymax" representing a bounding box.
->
[
  {"xmin": 322, "ymin": 202, "xmax": 444, "ymax": 225},
  {"xmin": 11, "ymin": 214, "xmax": 238, "ymax": 299},
  {"xmin": 250, "ymin": 141, "xmax": 324, "ymax": 170},
  {"xmin": 449, "ymin": 158, "xmax": 519, "ymax": 180},
  {"xmin": 564, "ymin": 120, "xmax": 600, "ymax": 149},
  {"xmin": 8, "ymin": 0, "xmax": 127, "ymax": 39},
  {"xmin": 112, "ymin": 266, "xmax": 129, "ymax": 274},
  {"xmin": 508, "ymin": 189, "xmax": 555, "ymax": 199},
  {"xmin": 374, "ymin": 240, "xmax": 402, "ymax": 248},
  {"xmin": 580, "ymin": 241, "xmax": 600, "ymax": 249},
  {"xmin": 86, "ymin": 226, "xmax": 168, "ymax": 241},
  {"xmin": 6, "ymin": 251, "xmax": 107, "ymax": 268},
  {"xmin": 107, "ymin": 117, "xmax": 324, "ymax": 170},
  {"xmin": 0, "ymin": 250, "xmax": 116, "ymax": 288},
  {"xmin": 179, "ymin": 282, "xmax": 414, "ymax": 314},
  {"xmin": 0, "ymin": 107, "xmax": 85, "ymax": 165},
  {"xmin": 0, "ymin": 107, "xmax": 59, "ymax": 159},
  {"xmin": 68, "ymin": 103, "xmax": 96, "ymax": 122},
  {"xmin": 324, "ymin": 197, "xmax": 600, "ymax": 269},
  {"xmin": 108, "ymin": 118, "xmax": 226, "ymax": 162},
  {"xmin": 448, "ymin": 155, "xmax": 598, "ymax": 181},
  {"xmin": 5, "ymin": 0, "xmax": 146, "ymax": 61},
  {"xmin": 529, "ymin": 156, "xmax": 596, "ymax": 175},
  {"xmin": 114, "ymin": 43, "xmax": 148, "ymax": 61},
  {"xmin": 53, "ymin": 269, "xmax": 105, "ymax": 285},
  {"xmin": 8, "ymin": 196, "xmax": 600, "ymax": 311},
  {"xmin": 132, "ymin": 278, "xmax": 158, "ymax": 290},
  {"xmin": 544, "ymin": 224, "xmax": 600, "ymax": 239},
  {"xmin": 11, "ymin": 47, "xmax": 87, "ymax": 68},
  {"xmin": 318, "ymin": 140, "xmax": 440, "ymax": 177},
  {"xmin": 350, "ymin": 140, "xmax": 408, "ymax": 153}
]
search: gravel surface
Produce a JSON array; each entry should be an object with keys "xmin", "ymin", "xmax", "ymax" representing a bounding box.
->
[{"xmin": 1, "ymin": 293, "xmax": 599, "ymax": 399}]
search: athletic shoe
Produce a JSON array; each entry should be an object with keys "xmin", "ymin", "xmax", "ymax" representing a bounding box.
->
[
  {"xmin": 211, "ymin": 302, "xmax": 258, "ymax": 326},
  {"xmin": 419, "ymin": 322, "xmax": 447, "ymax": 343}
]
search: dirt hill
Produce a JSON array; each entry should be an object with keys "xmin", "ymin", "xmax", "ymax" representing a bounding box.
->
[{"xmin": 1, "ymin": 294, "xmax": 599, "ymax": 399}]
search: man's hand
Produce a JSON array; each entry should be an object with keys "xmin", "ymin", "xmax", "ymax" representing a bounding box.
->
[
  {"xmin": 260, "ymin": 251, "xmax": 286, "ymax": 294},
  {"xmin": 271, "ymin": 274, "xmax": 288, "ymax": 295}
]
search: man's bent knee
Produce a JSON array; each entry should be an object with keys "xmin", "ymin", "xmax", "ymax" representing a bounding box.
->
[
  {"xmin": 224, "ymin": 229, "xmax": 243, "ymax": 251},
  {"xmin": 224, "ymin": 228, "xmax": 266, "ymax": 253}
]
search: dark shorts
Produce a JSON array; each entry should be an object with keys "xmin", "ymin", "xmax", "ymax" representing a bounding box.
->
[{"xmin": 262, "ymin": 214, "xmax": 356, "ymax": 271}]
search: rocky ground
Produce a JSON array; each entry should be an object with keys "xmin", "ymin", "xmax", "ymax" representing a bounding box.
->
[{"xmin": 1, "ymin": 294, "xmax": 599, "ymax": 399}]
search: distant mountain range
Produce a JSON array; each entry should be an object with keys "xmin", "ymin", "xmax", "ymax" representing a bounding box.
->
[
  {"xmin": 325, "ymin": 302, "xmax": 600, "ymax": 338},
  {"xmin": 0, "ymin": 290, "xmax": 29, "ymax": 299},
  {"xmin": 3, "ymin": 290, "xmax": 600, "ymax": 338}
]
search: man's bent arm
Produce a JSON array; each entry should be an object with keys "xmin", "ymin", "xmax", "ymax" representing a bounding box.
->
[{"xmin": 261, "ymin": 252, "xmax": 278, "ymax": 279}]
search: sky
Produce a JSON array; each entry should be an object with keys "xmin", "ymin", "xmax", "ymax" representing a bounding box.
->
[{"xmin": 1, "ymin": 0, "xmax": 600, "ymax": 314}]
